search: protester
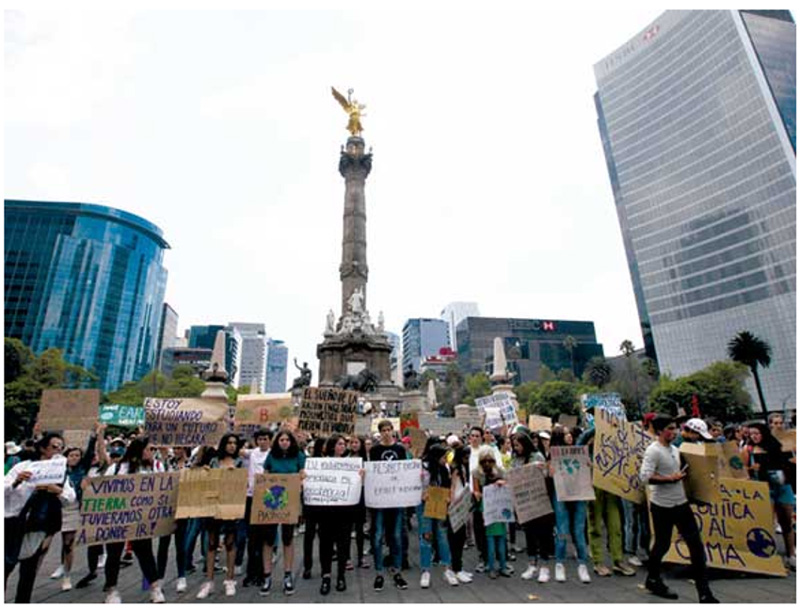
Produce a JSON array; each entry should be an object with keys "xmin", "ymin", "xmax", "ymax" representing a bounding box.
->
[
  {"xmin": 743, "ymin": 423, "xmax": 796, "ymax": 569},
  {"xmin": 159, "ymin": 445, "xmax": 191, "ymax": 593},
  {"xmin": 369, "ymin": 419, "xmax": 409, "ymax": 592},
  {"xmin": 467, "ymin": 426, "xmax": 503, "ymax": 573},
  {"xmin": 301, "ymin": 436, "xmax": 326, "ymax": 581},
  {"xmin": 5, "ymin": 432, "xmax": 76, "ymax": 603},
  {"xmin": 261, "ymin": 429, "xmax": 305, "ymax": 596},
  {"xmin": 446, "ymin": 445, "xmax": 473, "ymax": 584},
  {"xmin": 472, "ymin": 447, "xmax": 511, "ymax": 579},
  {"xmin": 5, "ymin": 441, "xmax": 23, "ymax": 475},
  {"xmin": 197, "ymin": 433, "xmax": 244, "ymax": 599},
  {"xmin": 241, "ymin": 428, "xmax": 272, "ymax": 588},
  {"xmin": 640, "ymin": 415, "xmax": 717, "ymax": 603}
]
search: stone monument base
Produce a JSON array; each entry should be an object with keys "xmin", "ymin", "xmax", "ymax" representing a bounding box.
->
[{"xmin": 317, "ymin": 331, "xmax": 393, "ymax": 387}]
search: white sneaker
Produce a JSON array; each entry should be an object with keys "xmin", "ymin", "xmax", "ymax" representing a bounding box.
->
[
  {"xmin": 223, "ymin": 579, "xmax": 236, "ymax": 597},
  {"xmin": 537, "ymin": 566, "xmax": 551, "ymax": 583},
  {"xmin": 521, "ymin": 565, "xmax": 538, "ymax": 580},
  {"xmin": 105, "ymin": 589, "xmax": 122, "ymax": 604},
  {"xmin": 456, "ymin": 570, "xmax": 473, "ymax": 583},
  {"xmin": 420, "ymin": 571, "xmax": 431, "ymax": 588},
  {"xmin": 196, "ymin": 581, "xmax": 214, "ymax": 599},
  {"xmin": 628, "ymin": 555, "xmax": 643, "ymax": 567},
  {"xmin": 51, "ymin": 565, "xmax": 65, "ymax": 579},
  {"xmin": 98, "ymin": 553, "xmax": 107, "ymax": 569},
  {"xmin": 61, "ymin": 576, "xmax": 72, "ymax": 591},
  {"xmin": 475, "ymin": 561, "xmax": 486, "ymax": 573},
  {"xmin": 176, "ymin": 578, "xmax": 187, "ymax": 593},
  {"xmin": 444, "ymin": 569, "xmax": 459, "ymax": 586},
  {"xmin": 788, "ymin": 555, "xmax": 796, "ymax": 570},
  {"xmin": 150, "ymin": 584, "xmax": 166, "ymax": 603},
  {"xmin": 578, "ymin": 564, "xmax": 591, "ymax": 583},
  {"xmin": 555, "ymin": 563, "xmax": 566, "ymax": 582}
]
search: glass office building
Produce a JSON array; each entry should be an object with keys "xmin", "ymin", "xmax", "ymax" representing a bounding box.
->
[
  {"xmin": 455, "ymin": 317, "xmax": 604, "ymax": 383},
  {"xmin": 265, "ymin": 339, "xmax": 289, "ymax": 393},
  {"xmin": 4, "ymin": 200, "xmax": 169, "ymax": 392},
  {"xmin": 594, "ymin": 11, "xmax": 796, "ymax": 411},
  {"xmin": 402, "ymin": 318, "xmax": 451, "ymax": 372}
]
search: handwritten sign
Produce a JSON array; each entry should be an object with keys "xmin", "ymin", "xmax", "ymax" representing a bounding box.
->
[
  {"xmin": 483, "ymin": 407, "xmax": 504, "ymax": 432},
  {"xmin": 592, "ymin": 409, "xmax": 652, "ymax": 503},
  {"xmin": 558, "ymin": 414, "xmax": 578, "ymax": 428},
  {"xmin": 680, "ymin": 443, "xmax": 723, "ymax": 504},
  {"xmin": 551, "ymin": 446, "xmax": 595, "ymax": 502},
  {"xmin": 303, "ymin": 457, "xmax": 363, "ymax": 506},
  {"xmin": 175, "ymin": 468, "xmax": 247, "ymax": 520},
  {"xmin": 448, "ymin": 488, "xmax": 473, "ymax": 533},
  {"xmin": 63, "ymin": 429, "xmax": 93, "ymax": 451},
  {"xmin": 408, "ymin": 428, "xmax": 428, "ymax": 459},
  {"xmin": 581, "ymin": 393, "xmax": 626, "ymax": 420},
  {"xmin": 483, "ymin": 483, "xmax": 515, "ymax": 526},
  {"xmin": 364, "ymin": 460, "xmax": 423, "ymax": 508},
  {"xmin": 528, "ymin": 414, "xmax": 553, "ymax": 432},
  {"xmin": 76, "ymin": 472, "xmax": 179, "ymax": 546},
  {"xmin": 99, "ymin": 404, "xmax": 145, "ymax": 427},
  {"xmin": 251, "ymin": 474, "xmax": 301, "ymax": 524},
  {"xmin": 423, "ymin": 486, "xmax": 450, "ymax": 520},
  {"xmin": 144, "ymin": 397, "xmax": 228, "ymax": 447},
  {"xmin": 235, "ymin": 394, "xmax": 294, "ymax": 426},
  {"xmin": 40, "ymin": 389, "xmax": 100, "ymax": 431},
  {"xmin": 27, "ymin": 456, "xmax": 67, "ymax": 485},
  {"xmin": 298, "ymin": 387, "xmax": 359, "ymax": 436},
  {"xmin": 663, "ymin": 478, "xmax": 786, "ymax": 576},
  {"xmin": 476, "ymin": 392, "xmax": 518, "ymax": 427},
  {"xmin": 507, "ymin": 462, "xmax": 553, "ymax": 523}
]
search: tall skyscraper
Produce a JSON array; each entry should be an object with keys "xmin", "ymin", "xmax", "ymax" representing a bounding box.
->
[
  {"xmin": 4, "ymin": 200, "xmax": 169, "ymax": 392},
  {"xmin": 265, "ymin": 339, "xmax": 289, "ymax": 393},
  {"xmin": 156, "ymin": 303, "xmax": 179, "ymax": 369},
  {"xmin": 441, "ymin": 302, "xmax": 480, "ymax": 350},
  {"xmin": 229, "ymin": 322, "xmax": 268, "ymax": 392},
  {"xmin": 595, "ymin": 11, "xmax": 796, "ymax": 411},
  {"xmin": 402, "ymin": 318, "xmax": 450, "ymax": 373}
]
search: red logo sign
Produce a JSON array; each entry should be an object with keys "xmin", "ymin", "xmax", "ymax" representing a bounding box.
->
[{"xmin": 542, "ymin": 321, "xmax": 556, "ymax": 332}]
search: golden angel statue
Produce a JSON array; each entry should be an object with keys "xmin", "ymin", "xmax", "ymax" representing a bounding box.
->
[{"xmin": 331, "ymin": 86, "xmax": 366, "ymax": 136}]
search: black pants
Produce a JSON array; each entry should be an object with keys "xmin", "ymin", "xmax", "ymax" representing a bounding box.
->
[
  {"xmin": 15, "ymin": 539, "xmax": 53, "ymax": 603},
  {"xmin": 157, "ymin": 520, "xmax": 187, "ymax": 580},
  {"xmin": 447, "ymin": 522, "xmax": 467, "ymax": 572},
  {"xmin": 648, "ymin": 503, "xmax": 709, "ymax": 592},
  {"xmin": 472, "ymin": 509, "xmax": 487, "ymax": 563},
  {"xmin": 86, "ymin": 543, "xmax": 106, "ymax": 574},
  {"xmin": 347, "ymin": 509, "xmax": 367, "ymax": 563},
  {"xmin": 522, "ymin": 513, "xmax": 554, "ymax": 561},
  {"xmin": 303, "ymin": 513, "xmax": 321, "ymax": 572},
  {"xmin": 319, "ymin": 516, "xmax": 352, "ymax": 577},
  {"xmin": 104, "ymin": 539, "xmax": 158, "ymax": 589},
  {"xmin": 245, "ymin": 498, "xmax": 270, "ymax": 579}
]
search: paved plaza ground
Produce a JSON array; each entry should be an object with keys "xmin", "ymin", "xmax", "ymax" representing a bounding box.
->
[{"xmin": 6, "ymin": 526, "xmax": 796, "ymax": 604}]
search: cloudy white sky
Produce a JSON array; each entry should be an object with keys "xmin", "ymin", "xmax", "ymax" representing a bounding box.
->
[{"xmin": 6, "ymin": 6, "xmax": 670, "ymax": 376}]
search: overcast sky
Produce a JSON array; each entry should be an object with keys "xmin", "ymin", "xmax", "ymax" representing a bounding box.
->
[{"xmin": 5, "ymin": 7, "xmax": 668, "ymax": 377}]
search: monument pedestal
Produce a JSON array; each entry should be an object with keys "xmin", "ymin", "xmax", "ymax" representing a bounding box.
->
[{"xmin": 317, "ymin": 330, "xmax": 393, "ymax": 387}]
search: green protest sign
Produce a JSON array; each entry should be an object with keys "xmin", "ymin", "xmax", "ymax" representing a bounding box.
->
[{"xmin": 99, "ymin": 404, "xmax": 146, "ymax": 427}]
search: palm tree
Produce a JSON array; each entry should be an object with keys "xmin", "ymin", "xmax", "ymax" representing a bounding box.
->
[
  {"xmin": 619, "ymin": 339, "xmax": 635, "ymax": 357},
  {"xmin": 563, "ymin": 335, "xmax": 578, "ymax": 377},
  {"xmin": 728, "ymin": 331, "xmax": 771, "ymax": 419},
  {"xmin": 584, "ymin": 356, "xmax": 612, "ymax": 388}
]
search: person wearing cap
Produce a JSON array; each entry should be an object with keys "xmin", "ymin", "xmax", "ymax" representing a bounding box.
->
[
  {"xmin": 681, "ymin": 418, "xmax": 715, "ymax": 444},
  {"xmin": 5, "ymin": 441, "xmax": 22, "ymax": 475},
  {"xmin": 639, "ymin": 415, "xmax": 718, "ymax": 603}
]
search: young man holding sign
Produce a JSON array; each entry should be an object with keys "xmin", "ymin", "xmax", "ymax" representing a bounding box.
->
[{"xmin": 640, "ymin": 415, "xmax": 718, "ymax": 603}]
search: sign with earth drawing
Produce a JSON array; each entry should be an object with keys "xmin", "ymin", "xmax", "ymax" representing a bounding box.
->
[
  {"xmin": 251, "ymin": 473, "xmax": 301, "ymax": 524},
  {"xmin": 551, "ymin": 445, "xmax": 595, "ymax": 502}
]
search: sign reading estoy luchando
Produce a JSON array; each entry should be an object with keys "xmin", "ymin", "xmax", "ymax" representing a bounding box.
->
[
  {"xmin": 144, "ymin": 397, "xmax": 228, "ymax": 447},
  {"xmin": 364, "ymin": 459, "xmax": 423, "ymax": 508}
]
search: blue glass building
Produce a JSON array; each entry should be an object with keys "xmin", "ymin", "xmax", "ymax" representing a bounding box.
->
[
  {"xmin": 265, "ymin": 339, "xmax": 289, "ymax": 393},
  {"xmin": 594, "ymin": 11, "xmax": 796, "ymax": 411},
  {"xmin": 4, "ymin": 200, "xmax": 169, "ymax": 392},
  {"xmin": 402, "ymin": 318, "xmax": 451, "ymax": 373}
]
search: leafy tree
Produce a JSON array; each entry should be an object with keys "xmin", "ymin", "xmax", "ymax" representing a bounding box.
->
[
  {"xmin": 556, "ymin": 368, "xmax": 576, "ymax": 383},
  {"xmin": 538, "ymin": 365, "xmax": 557, "ymax": 382},
  {"xmin": 5, "ymin": 338, "xmax": 34, "ymax": 384},
  {"xmin": 583, "ymin": 356, "xmax": 612, "ymax": 388},
  {"xmin": 514, "ymin": 381, "xmax": 539, "ymax": 410},
  {"xmin": 462, "ymin": 372, "xmax": 491, "ymax": 405},
  {"xmin": 727, "ymin": 331, "xmax": 771, "ymax": 420},
  {"xmin": 439, "ymin": 363, "xmax": 465, "ymax": 416},
  {"xmin": 419, "ymin": 369, "xmax": 438, "ymax": 387},
  {"xmin": 620, "ymin": 339, "xmax": 636, "ymax": 357},
  {"xmin": 529, "ymin": 381, "xmax": 580, "ymax": 419}
]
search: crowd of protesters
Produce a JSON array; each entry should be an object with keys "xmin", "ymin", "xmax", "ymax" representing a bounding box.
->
[{"xmin": 3, "ymin": 407, "xmax": 795, "ymax": 603}]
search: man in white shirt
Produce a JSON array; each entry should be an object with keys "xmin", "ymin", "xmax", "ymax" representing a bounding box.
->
[
  {"xmin": 640, "ymin": 415, "xmax": 718, "ymax": 603},
  {"xmin": 241, "ymin": 428, "xmax": 272, "ymax": 587}
]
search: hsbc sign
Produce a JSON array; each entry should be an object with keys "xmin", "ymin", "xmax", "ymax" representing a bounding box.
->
[{"xmin": 508, "ymin": 319, "xmax": 558, "ymax": 332}]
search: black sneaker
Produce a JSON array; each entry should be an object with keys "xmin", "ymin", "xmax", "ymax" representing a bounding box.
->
[
  {"xmin": 393, "ymin": 573, "xmax": 408, "ymax": 590},
  {"xmin": 336, "ymin": 575, "xmax": 347, "ymax": 592},
  {"xmin": 283, "ymin": 573, "xmax": 295, "ymax": 596},
  {"xmin": 699, "ymin": 590, "xmax": 720, "ymax": 604},
  {"xmin": 242, "ymin": 576, "xmax": 255, "ymax": 588},
  {"xmin": 320, "ymin": 576, "xmax": 331, "ymax": 596},
  {"xmin": 302, "ymin": 569, "xmax": 312, "ymax": 580},
  {"xmin": 373, "ymin": 575, "xmax": 385, "ymax": 591},
  {"xmin": 259, "ymin": 575, "xmax": 272, "ymax": 596},
  {"xmin": 75, "ymin": 573, "xmax": 97, "ymax": 589},
  {"xmin": 645, "ymin": 578, "xmax": 679, "ymax": 600}
]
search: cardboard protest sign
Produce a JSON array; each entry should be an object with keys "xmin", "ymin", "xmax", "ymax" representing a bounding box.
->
[
  {"xmin": 371, "ymin": 417, "xmax": 401, "ymax": 434},
  {"xmin": 235, "ymin": 394, "xmax": 294, "ymax": 426},
  {"xmin": 364, "ymin": 460, "xmax": 423, "ymax": 508},
  {"xmin": 298, "ymin": 387, "xmax": 359, "ymax": 436},
  {"xmin": 175, "ymin": 468, "xmax": 247, "ymax": 520},
  {"xmin": 662, "ymin": 478, "xmax": 786, "ymax": 576},
  {"xmin": 26, "ymin": 456, "xmax": 67, "ymax": 485},
  {"xmin": 680, "ymin": 443, "xmax": 723, "ymax": 504},
  {"xmin": 40, "ymin": 389, "xmax": 100, "ymax": 431},
  {"xmin": 144, "ymin": 397, "xmax": 228, "ymax": 447},
  {"xmin": 483, "ymin": 407, "xmax": 504, "ymax": 432},
  {"xmin": 354, "ymin": 417, "xmax": 372, "ymax": 436},
  {"xmin": 592, "ymin": 408, "xmax": 653, "ymax": 503},
  {"xmin": 423, "ymin": 486, "xmax": 450, "ymax": 520},
  {"xmin": 775, "ymin": 429, "xmax": 796, "ymax": 452},
  {"xmin": 400, "ymin": 411, "xmax": 420, "ymax": 432},
  {"xmin": 528, "ymin": 414, "xmax": 553, "ymax": 432},
  {"xmin": 482, "ymin": 483, "xmax": 515, "ymax": 526},
  {"xmin": 507, "ymin": 462, "xmax": 553, "ymax": 524},
  {"xmin": 448, "ymin": 488, "xmax": 473, "ymax": 533},
  {"xmin": 408, "ymin": 428, "xmax": 428, "ymax": 459},
  {"xmin": 251, "ymin": 474, "xmax": 301, "ymax": 524},
  {"xmin": 476, "ymin": 392, "xmax": 518, "ymax": 427},
  {"xmin": 719, "ymin": 441, "xmax": 748, "ymax": 480},
  {"xmin": 76, "ymin": 472, "xmax": 179, "ymax": 546},
  {"xmin": 303, "ymin": 457, "xmax": 363, "ymax": 506},
  {"xmin": 62, "ymin": 429, "xmax": 93, "ymax": 451},
  {"xmin": 99, "ymin": 404, "xmax": 146, "ymax": 427},
  {"xmin": 558, "ymin": 414, "xmax": 578, "ymax": 428},
  {"xmin": 551, "ymin": 446, "xmax": 595, "ymax": 502}
]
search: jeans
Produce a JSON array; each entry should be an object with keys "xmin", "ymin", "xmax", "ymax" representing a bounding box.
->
[
  {"xmin": 553, "ymin": 500, "xmax": 588, "ymax": 563},
  {"xmin": 416, "ymin": 503, "xmax": 451, "ymax": 570},
  {"xmin": 648, "ymin": 502, "xmax": 709, "ymax": 593},
  {"xmin": 184, "ymin": 518, "xmax": 205, "ymax": 571},
  {"xmin": 373, "ymin": 508, "xmax": 403, "ymax": 573},
  {"xmin": 486, "ymin": 534, "xmax": 507, "ymax": 572},
  {"xmin": 588, "ymin": 488, "xmax": 623, "ymax": 564},
  {"xmin": 622, "ymin": 499, "xmax": 649, "ymax": 555}
]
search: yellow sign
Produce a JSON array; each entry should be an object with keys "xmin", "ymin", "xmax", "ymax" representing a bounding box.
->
[
  {"xmin": 664, "ymin": 478, "xmax": 786, "ymax": 577},
  {"xmin": 423, "ymin": 486, "xmax": 450, "ymax": 521},
  {"xmin": 592, "ymin": 409, "xmax": 653, "ymax": 503},
  {"xmin": 679, "ymin": 443, "xmax": 722, "ymax": 504}
]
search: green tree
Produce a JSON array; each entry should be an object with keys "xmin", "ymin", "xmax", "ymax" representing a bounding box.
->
[
  {"xmin": 727, "ymin": 331, "xmax": 771, "ymax": 420},
  {"xmin": 462, "ymin": 372, "xmax": 491, "ymax": 405},
  {"xmin": 538, "ymin": 365, "xmax": 557, "ymax": 382},
  {"xmin": 582, "ymin": 356, "xmax": 612, "ymax": 388},
  {"xmin": 439, "ymin": 363, "xmax": 465, "ymax": 416},
  {"xmin": 529, "ymin": 381, "xmax": 580, "ymax": 419},
  {"xmin": 5, "ymin": 338, "xmax": 34, "ymax": 384}
]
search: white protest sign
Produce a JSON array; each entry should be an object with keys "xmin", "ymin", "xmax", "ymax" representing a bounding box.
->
[
  {"xmin": 364, "ymin": 460, "xmax": 423, "ymax": 509},
  {"xmin": 476, "ymin": 392, "xmax": 518, "ymax": 427},
  {"xmin": 27, "ymin": 457, "xmax": 68, "ymax": 485},
  {"xmin": 448, "ymin": 488, "xmax": 473, "ymax": 533},
  {"xmin": 551, "ymin": 445, "xmax": 596, "ymax": 502},
  {"xmin": 303, "ymin": 457, "xmax": 363, "ymax": 506},
  {"xmin": 482, "ymin": 483, "xmax": 515, "ymax": 525},
  {"xmin": 581, "ymin": 393, "xmax": 626, "ymax": 421},
  {"xmin": 483, "ymin": 407, "xmax": 504, "ymax": 432}
]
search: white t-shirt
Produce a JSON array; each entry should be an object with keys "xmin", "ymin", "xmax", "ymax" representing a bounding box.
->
[
  {"xmin": 640, "ymin": 441, "xmax": 687, "ymax": 508},
  {"xmin": 244, "ymin": 447, "xmax": 270, "ymax": 497}
]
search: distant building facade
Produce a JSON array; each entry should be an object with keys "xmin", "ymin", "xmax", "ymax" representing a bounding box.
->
[
  {"xmin": 4, "ymin": 199, "xmax": 169, "ymax": 392},
  {"xmin": 229, "ymin": 322, "xmax": 268, "ymax": 392},
  {"xmin": 441, "ymin": 302, "xmax": 480, "ymax": 350},
  {"xmin": 160, "ymin": 347, "xmax": 211, "ymax": 378},
  {"xmin": 188, "ymin": 324, "xmax": 239, "ymax": 381},
  {"xmin": 402, "ymin": 318, "xmax": 451, "ymax": 373},
  {"xmin": 156, "ymin": 303, "xmax": 179, "ymax": 369},
  {"xmin": 265, "ymin": 339, "xmax": 289, "ymax": 393},
  {"xmin": 456, "ymin": 317, "xmax": 604, "ymax": 383}
]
